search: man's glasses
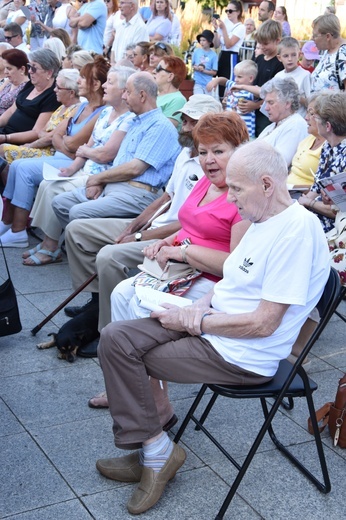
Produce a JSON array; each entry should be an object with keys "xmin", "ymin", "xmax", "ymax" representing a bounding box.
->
[
  {"xmin": 4, "ymin": 35, "xmax": 18, "ymax": 41},
  {"xmin": 225, "ymin": 8, "xmax": 237, "ymax": 13},
  {"xmin": 55, "ymin": 85, "xmax": 72, "ymax": 91},
  {"xmin": 154, "ymin": 42, "xmax": 168, "ymax": 52},
  {"xmin": 155, "ymin": 64, "xmax": 170, "ymax": 73},
  {"xmin": 27, "ymin": 64, "xmax": 43, "ymax": 73}
]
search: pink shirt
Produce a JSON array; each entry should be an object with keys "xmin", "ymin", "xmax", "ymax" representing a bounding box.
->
[{"xmin": 176, "ymin": 176, "xmax": 242, "ymax": 282}]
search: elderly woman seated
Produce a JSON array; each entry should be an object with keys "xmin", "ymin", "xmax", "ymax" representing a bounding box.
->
[
  {"xmin": 0, "ymin": 56, "xmax": 110, "ymax": 248},
  {"xmin": 0, "ymin": 69, "xmax": 80, "ymax": 167},
  {"xmin": 0, "ymin": 49, "xmax": 60, "ymax": 148},
  {"xmin": 257, "ymin": 77, "xmax": 308, "ymax": 167},
  {"xmin": 287, "ymin": 92, "xmax": 327, "ymax": 193},
  {"xmin": 298, "ymin": 91, "xmax": 346, "ymax": 233}
]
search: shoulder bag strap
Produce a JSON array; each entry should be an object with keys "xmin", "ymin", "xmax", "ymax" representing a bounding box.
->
[
  {"xmin": 0, "ymin": 239, "xmax": 11, "ymax": 280},
  {"xmin": 307, "ymin": 401, "xmax": 333, "ymax": 434}
]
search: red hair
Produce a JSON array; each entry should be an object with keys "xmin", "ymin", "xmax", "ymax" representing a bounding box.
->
[{"xmin": 193, "ymin": 112, "xmax": 249, "ymax": 148}]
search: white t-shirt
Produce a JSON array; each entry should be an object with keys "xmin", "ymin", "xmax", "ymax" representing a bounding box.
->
[
  {"xmin": 151, "ymin": 147, "xmax": 203, "ymax": 229},
  {"xmin": 258, "ymin": 112, "xmax": 308, "ymax": 167},
  {"xmin": 217, "ymin": 21, "xmax": 245, "ymax": 52},
  {"xmin": 203, "ymin": 202, "xmax": 330, "ymax": 377},
  {"xmin": 275, "ymin": 67, "xmax": 311, "ymax": 117}
]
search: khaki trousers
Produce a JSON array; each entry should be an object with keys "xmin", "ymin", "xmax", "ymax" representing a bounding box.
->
[
  {"xmin": 98, "ymin": 318, "xmax": 271, "ymax": 450},
  {"xmin": 65, "ymin": 218, "xmax": 157, "ymax": 330}
]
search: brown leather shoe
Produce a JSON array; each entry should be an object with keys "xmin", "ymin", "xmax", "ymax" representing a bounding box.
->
[
  {"xmin": 96, "ymin": 451, "xmax": 142, "ymax": 482},
  {"xmin": 127, "ymin": 442, "xmax": 186, "ymax": 515}
]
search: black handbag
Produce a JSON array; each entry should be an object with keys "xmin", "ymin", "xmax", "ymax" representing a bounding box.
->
[{"xmin": 0, "ymin": 240, "xmax": 22, "ymax": 337}]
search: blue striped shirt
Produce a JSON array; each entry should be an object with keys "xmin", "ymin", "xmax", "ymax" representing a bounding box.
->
[{"xmin": 113, "ymin": 108, "xmax": 181, "ymax": 189}]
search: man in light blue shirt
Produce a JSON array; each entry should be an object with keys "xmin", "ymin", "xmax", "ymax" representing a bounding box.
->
[
  {"xmin": 69, "ymin": 0, "xmax": 107, "ymax": 54},
  {"xmin": 52, "ymin": 72, "xmax": 181, "ymax": 226}
]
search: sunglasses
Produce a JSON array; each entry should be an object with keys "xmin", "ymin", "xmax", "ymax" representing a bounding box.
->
[
  {"xmin": 4, "ymin": 35, "xmax": 18, "ymax": 41},
  {"xmin": 27, "ymin": 63, "xmax": 43, "ymax": 73},
  {"xmin": 155, "ymin": 64, "xmax": 170, "ymax": 73},
  {"xmin": 154, "ymin": 42, "xmax": 168, "ymax": 52},
  {"xmin": 225, "ymin": 8, "xmax": 237, "ymax": 13}
]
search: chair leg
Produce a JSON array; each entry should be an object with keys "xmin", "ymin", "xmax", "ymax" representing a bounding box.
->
[
  {"xmin": 174, "ymin": 384, "xmax": 208, "ymax": 444},
  {"xmin": 261, "ymin": 391, "xmax": 331, "ymax": 493},
  {"xmin": 195, "ymin": 392, "xmax": 219, "ymax": 431}
]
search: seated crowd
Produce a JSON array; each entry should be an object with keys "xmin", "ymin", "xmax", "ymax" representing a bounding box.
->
[{"xmin": 0, "ymin": 0, "xmax": 345, "ymax": 515}]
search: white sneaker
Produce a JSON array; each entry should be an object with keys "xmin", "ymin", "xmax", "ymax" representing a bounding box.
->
[
  {"xmin": 0, "ymin": 228, "xmax": 29, "ymax": 248},
  {"xmin": 0, "ymin": 222, "xmax": 11, "ymax": 236}
]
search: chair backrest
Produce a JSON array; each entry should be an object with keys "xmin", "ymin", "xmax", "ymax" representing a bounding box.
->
[{"xmin": 287, "ymin": 267, "xmax": 341, "ymax": 379}]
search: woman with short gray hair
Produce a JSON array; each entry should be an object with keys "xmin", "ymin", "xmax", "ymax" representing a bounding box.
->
[
  {"xmin": 258, "ymin": 77, "xmax": 308, "ymax": 166},
  {"xmin": 0, "ymin": 68, "xmax": 80, "ymax": 165},
  {"xmin": 0, "ymin": 48, "xmax": 60, "ymax": 147}
]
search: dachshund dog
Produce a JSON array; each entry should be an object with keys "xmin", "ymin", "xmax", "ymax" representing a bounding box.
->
[{"xmin": 37, "ymin": 307, "xmax": 99, "ymax": 362}]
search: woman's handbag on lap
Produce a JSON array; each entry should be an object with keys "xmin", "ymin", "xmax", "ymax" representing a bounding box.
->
[{"xmin": 0, "ymin": 240, "xmax": 22, "ymax": 337}]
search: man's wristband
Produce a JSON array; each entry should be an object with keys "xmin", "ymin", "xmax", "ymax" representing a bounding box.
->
[{"xmin": 200, "ymin": 310, "xmax": 212, "ymax": 332}]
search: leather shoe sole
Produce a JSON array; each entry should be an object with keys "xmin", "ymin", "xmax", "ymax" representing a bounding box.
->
[
  {"xmin": 96, "ymin": 451, "xmax": 143, "ymax": 482},
  {"xmin": 127, "ymin": 442, "xmax": 186, "ymax": 514}
]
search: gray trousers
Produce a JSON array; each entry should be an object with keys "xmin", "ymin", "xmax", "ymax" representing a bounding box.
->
[
  {"xmin": 52, "ymin": 182, "xmax": 161, "ymax": 229},
  {"xmin": 98, "ymin": 318, "xmax": 271, "ymax": 450},
  {"xmin": 65, "ymin": 218, "xmax": 157, "ymax": 330}
]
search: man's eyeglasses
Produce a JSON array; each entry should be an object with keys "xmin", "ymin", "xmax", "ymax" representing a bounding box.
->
[
  {"xmin": 27, "ymin": 64, "xmax": 43, "ymax": 73},
  {"xmin": 155, "ymin": 64, "xmax": 170, "ymax": 73},
  {"xmin": 4, "ymin": 35, "xmax": 18, "ymax": 41},
  {"xmin": 154, "ymin": 42, "xmax": 168, "ymax": 52},
  {"xmin": 225, "ymin": 8, "xmax": 237, "ymax": 13},
  {"xmin": 55, "ymin": 85, "xmax": 72, "ymax": 91}
]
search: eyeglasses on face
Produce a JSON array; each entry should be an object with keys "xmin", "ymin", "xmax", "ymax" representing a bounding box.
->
[
  {"xmin": 4, "ymin": 35, "xmax": 18, "ymax": 41},
  {"xmin": 154, "ymin": 42, "xmax": 168, "ymax": 52},
  {"xmin": 225, "ymin": 8, "xmax": 237, "ymax": 13},
  {"xmin": 55, "ymin": 84, "xmax": 72, "ymax": 91},
  {"xmin": 155, "ymin": 64, "xmax": 170, "ymax": 73},
  {"xmin": 27, "ymin": 63, "xmax": 43, "ymax": 73}
]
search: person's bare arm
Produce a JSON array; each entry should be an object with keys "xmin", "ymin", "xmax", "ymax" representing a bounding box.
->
[
  {"xmin": 115, "ymin": 192, "xmax": 172, "ymax": 242},
  {"xmin": 86, "ymin": 158, "xmax": 149, "ymax": 187},
  {"xmin": 76, "ymin": 130, "xmax": 127, "ymax": 164},
  {"xmin": 0, "ymin": 111, "xmax": 53, "ymax": 145},
  {"xmin": 76, "ymin": 12, "xmax": 96, "ymax": 29},
  {"xmin": 52, "ymin": 112, "xmax": 100, "ymax": 158},
  {"xmin": 0, "ymin": 102, "xmax": 17, "ymax": 127},
  {"xmin": 153, "ymin": 297, "xmax": 289, "ymax": 338}
]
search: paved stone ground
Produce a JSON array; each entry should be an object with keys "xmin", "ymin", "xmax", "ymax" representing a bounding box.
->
[{"xmin": 1, "ymin": 237, "xmax": 345, "ymax": 520}]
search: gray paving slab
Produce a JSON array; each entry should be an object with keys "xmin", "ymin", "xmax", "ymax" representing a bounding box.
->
[
  {"xmin": 3, "ymin": 501, "xmax": 93, "ymax": 520},
  {"xmin": 1, "ymin": 239, "xmax": 345, "ymax": 520},
  {"xmin": 0, "ymin": 432, "xmax": 75, "ymax": 518}
]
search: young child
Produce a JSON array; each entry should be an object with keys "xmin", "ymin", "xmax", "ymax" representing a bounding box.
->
[
  {"xmin": 275, "ymin": 37, "xmax": 311, "ymax": 116},
  {"xmin": 223, "ymin": 60, "xmax": 258, "ymax": 138},
  {"xmin": 226, "ymin": 20, "xmax": 283, "ymax": 136},
  {"xmin": 191, "ymin": 30, "xmax": 218, "ymax": 95},
  {"xmin": 299, "ymin": 40, "xmax": 321, "ymax": 73}
]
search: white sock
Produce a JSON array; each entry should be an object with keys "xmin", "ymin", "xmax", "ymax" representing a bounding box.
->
[{"xmin": 142, "ymin": 432, "xmax": 173, "ymax": 473}]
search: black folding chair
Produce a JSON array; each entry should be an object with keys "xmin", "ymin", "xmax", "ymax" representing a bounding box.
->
[{"xmin": 174, "ymin": 268, "xmax": 341, "ymax": 520}]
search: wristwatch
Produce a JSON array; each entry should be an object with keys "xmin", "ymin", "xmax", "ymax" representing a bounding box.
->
[{"xmin": 135, "ymin": 232, "xmax": 142, "ymax": 241}]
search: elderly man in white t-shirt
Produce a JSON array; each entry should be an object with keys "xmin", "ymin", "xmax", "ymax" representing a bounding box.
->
[{"xmin": 95, "ymin": 139, "xmax": 330, "ymax": 516}]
